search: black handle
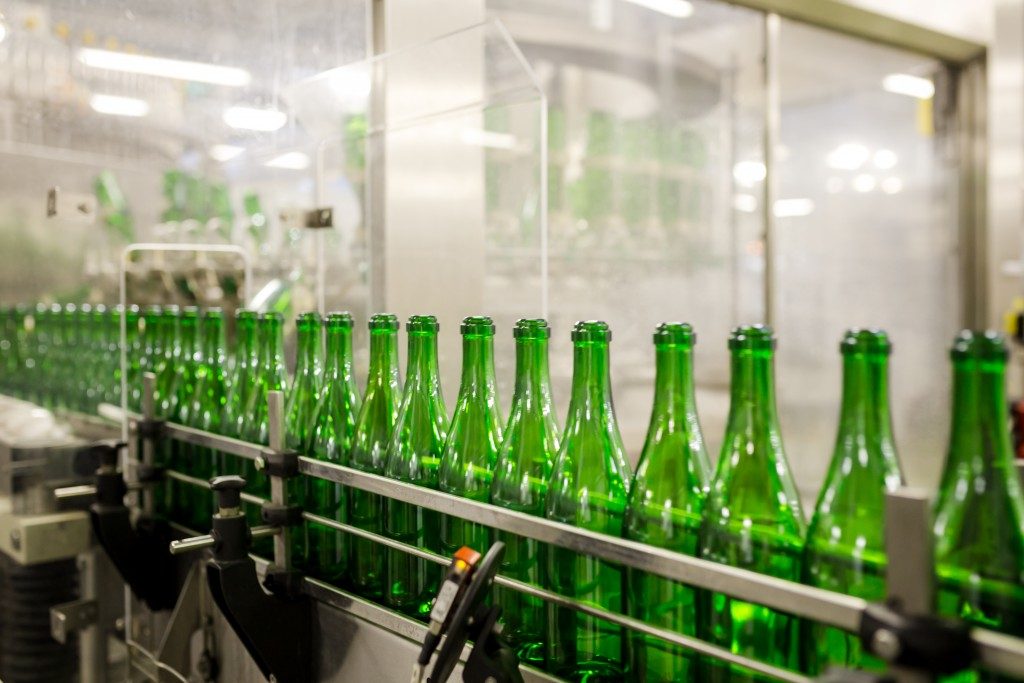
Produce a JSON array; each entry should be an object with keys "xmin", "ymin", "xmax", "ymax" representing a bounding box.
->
[
  {"xmin": 89, "ymin": 440, "xmax": 127, "ymax": 470},
  {"xmin": 211, "ymin": 475, "xmax": 246, "ymax": 511}
]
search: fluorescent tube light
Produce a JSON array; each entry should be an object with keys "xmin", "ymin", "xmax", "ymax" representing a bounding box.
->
[
  {"xmin": 209, "ymin": 144, "xmax": 245, "ymax": 162},
  {"xmin": 882, "ymin": 73, "xmax": 934, "ymax": 99},
  {"xmin": 826, "ymin": 143, "xmax": 869, "ymax": 171},
  {"xmin": 773, "ymin": 198, "xmax": 814, "ymax": 218},
  {"xmin": 78, "ymin": 48, "xmax": 251, "ymax": 87},
  {"xmin": 623, "ymin": 0, "xmax": 694, "ymax": 18},
  {"xmin": 90, "ymin": 94, "xmax": 149, "ymax": 117},
  {"xmin": 223, "ymin": 106, "xmax": 287, "ymax": 132},
  {"xmin": 265, "ymin": 152, "xmax": 310, "ymax": 170}
]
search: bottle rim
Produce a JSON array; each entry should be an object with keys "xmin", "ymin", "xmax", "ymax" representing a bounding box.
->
[
  {"xmin": 950, "ymin": 329, "xmax": 1007, "ymax": 361},
  {"xmin": 234, "ymin": 308, "xmax": 257, "ymax": 320},
  {"xmin": 325, "ymin": 311, "xmax": 355, "ymax": 328},
  {"xmin": 407, "ymin": 314, "xmax": 440, "ymax": 333},
  {"xmin": 160, "ymin": 305, "xmax": 179, "ymax": 316},
  {"xmin": 203, "ymin": 307, "xmax": 224, "ymax": 319},
  {"xmin": 653, "ymin": 321, "xmax": 695, "ymax": 346},
  {"xmin": 572, "ymin": 320, "xmax": 611, "ymax": 343},
  {"xmin": 260, "ymin": 311, "xmax": 284, "ymax": 324},
  {"xmin": 368, "ymin": 313, "xmax": 400, "ymax": 331},
  {"xmin": 461, "ymin": 315, "xmax": 495, "ymax": 336},
  {"xmin": 840, "ymin": 328, "xmax": 891, "ymax": 355},
  {"xmin": 728, "ymin": 324, "xmax": 774, "ymax": 350},
  {"xmin": 514, "ymin": 318, "xmax": 550, "ymax": 339},
  {"xmin": 296, "ymin": 311, "xmax": 321, "ymax": 325}
]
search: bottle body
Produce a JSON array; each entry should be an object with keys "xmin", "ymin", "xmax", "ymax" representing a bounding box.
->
[
  {"xmin": 625, "ymin": 323, "xmax": 710, "ymax": 683},
  {"xmin": 348, "ymin": 314, "xmax": 401, "ymax": 599},
  {"xmin": 546, "ymin": 321, "xmax": 630, "ymax": 682},
  {"xmin": 699, "ymin": 325, "xmax": 805, "ymax": 683},
  {"xmin": 934, "ymin": 331, "xmax": 1024, "ymax": 683},
  {"xmin": 384, "ymin": 315, "xmax": 449, "ymax": 618},
  {"xmin": 490, "ymin": 319, "xmax": 559, "ymax": 666},
  {"xmin": 802, "ymin": 330, "xmax": 902, "ymax": 675},
  {"xmin": 187, "ymin": 310, "xmax": 228, "ymax": 530}
]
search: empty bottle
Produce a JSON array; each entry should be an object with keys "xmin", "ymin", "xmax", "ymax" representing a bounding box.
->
[
  {"xmin": 699, "ymin": 325, "xmax": 805, "ymax": 683},
  {"xmin": 934, "ymin": 331, "xmax": 1024, "ymax": 683},
  {"xmin": 170, "ymin": 307, "xmax": 202, "ymax": 521},
  {"xmin": 439, "ymin": 316, "xmax": 503, "ymax": 559},
  {"xmin": 348, "ymin": 313, "xmax": 402, "ymax": 599},
  {"xmin": 308, "ymin": 312, "xmax": 361, "ymax": 583},
  {"xmin": 490, "ymin": 318, "xmax": 559, "ymax": 666},
  {"xmin": 625, "ymin": 322, "xmax": 710, "ymax": 683},
  {"xmin": 286, "ymin": 311, "xmax": 324, "ymax": 452},
  {"xmin": 802, "ymin": 329, "xmax": 902, "ymax": 675},
  {"xmin": 546, "ymin": 320, "xmax": 630, "ymax": 682},
  {"xmin": 224, "ymin": 309, "xmax": 258, "ymax": 443},
  {"xmin": 384, "ymin": 315, "xmax": 449, "ymax": 617}
]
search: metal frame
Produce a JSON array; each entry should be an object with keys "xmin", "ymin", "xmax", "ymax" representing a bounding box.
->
[{"xmin": 113, "ymin": 400, "xmax": 1024, "ymax": 682}]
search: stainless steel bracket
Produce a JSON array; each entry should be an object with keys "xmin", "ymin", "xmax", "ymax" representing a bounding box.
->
[{"xmin": 50, "ymin": 597, "xmax": 99, "ymax": 644}]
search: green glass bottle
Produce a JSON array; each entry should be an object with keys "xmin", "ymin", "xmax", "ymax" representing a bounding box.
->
[
  {"xmin": 72, "ymin": 303, "xmax": 94, "ymax": 412},
  {"xmin": 286, "ymin": 312, "xmax": 324, "ymax": 452},
  {"xmin": 187, "ymin": 309, "xmax": 228, "ymax": 530},
  {"xmin": 625, "ymin": 322, "xmax": 710, "ymax": 683},
  {"xmin": 154, "ymin": 306, "xmax": 180, "ymax": 418},
  {"xmin": 546, "ymin": 320, "xmax": 630, "ymax": 682},
  {"xmin": 224, "ymin": 309, "xmax": 258, "ymax": 443},
  {"xmin": 54, "ymin": 303, "xmax": 75, "ymax": 410},
  {"xmin": 699, "ymin": 325, "xmax": 805, "ymax": 683},
  {"xmin": 122, "ymin": 303, "xmax": 145, "ymax": 413},
  {"xmin": 439, "ymin": 316, "xmax": 503, "ymax": 557},
  {"xmin": 139, "ymin": 305, "xmax": 163, "ymax": 402},
  {"xmin": 490, "ymin": 318, "xmax": 559, "ymax": 666},
  {"xmin": 384, "ymin": 315, "xmax": 449, "ymax": 617},
  {"xmin": 935, "ymin": 331, "xmax": 1024, "ymax": 683},
  {"xmin": 348, "ymin": 313, "xmax": 402, "ymax": 599},
  {"xmin": 169, "ymin": 307, "xmax": 201, "ymax": 522},
  {"xmin": 307, "ymin": 312, "xmax": 361, "ymax": 583},
  {"xmin": 802, "ymin": 329, "xmax": 902, "ymax": 675},
  {"xmin": 85, "ymin": 305, "xmax": 108, "ymax": 412}
]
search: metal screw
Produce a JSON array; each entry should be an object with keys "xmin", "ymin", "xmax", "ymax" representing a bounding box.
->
[
  {"xmin": 871, "ymin": 628, "xmax": 902, "ymax": 661},
  {"xmin": 255, "ymin": 456, "xmax": 266, "ymax": 471},
  {"xmin": 484, "ymin": 677, "xmax": 497, "ymax": 683},
  {"xmin": 10, "ymin": 529, "xmax": 21, "ymax": 550}
]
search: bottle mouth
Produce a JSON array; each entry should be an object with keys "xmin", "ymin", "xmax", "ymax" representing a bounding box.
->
[
  {"xmin": 260, "ymin": 311, "xmax": 284, "ymax": 326},
  {"xmin": 572, "ymin": 320, "xmax": 611, "ymax": 343},
  {"xmin": 653, "ymin": 322, "xmax": 695, "ymax": 347},
  {"xmin": 144, "ymin": 305, "xmax": 163, "ymax": 316},
  {"xmin": 461, "ymin": 315, "xmax": 495, "ymax": 336},
  {"xmin": 181, "ymin": 306, "xmax": 200, "ymax": 319},
  {"xmin": 368, "ymin": 313, "xmax": 399, "ymax": 331},
  {"xmin": 728, "ymin": 324, "xmax": 774, "ymax": 350},
  {"xmin": 325, "ymin": 311, "xmax": 354, "ymax": 328},
  {"xmin": 203, "ymin": 307, "xmax": 224, "ymax": 320},
  {"xmin": 234, "ymin": 308, "xmax": 257, "ymax": 321},
  {"xmin": 840, "ymin": 328, "xmax": 891, "ymax": 355},
  {"xmin": 514, "ymin": 318, "xmax": 550, "ymax": 339},
  {"xmin": 407, "ymin": 314, "xmax": 440, "ymax": 333},
  {"xmin": 950, "ymin": 329, "xmax": 1007, "ymax": 361},
  {"xmin": 296, "ymin": 311, "xmax": 321, "ymax": 325}
]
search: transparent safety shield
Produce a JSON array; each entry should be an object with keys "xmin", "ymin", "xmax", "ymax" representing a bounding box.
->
[{"xmin": 284, "ymin": 20, "xmax": 547, "ymax": 404}]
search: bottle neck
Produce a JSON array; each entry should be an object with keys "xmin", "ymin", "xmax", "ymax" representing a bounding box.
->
[
  {"xmin": 651, "ymin": 343, "xmax": 697, "ymax": 419},
  {"xmin": 837, "ymin": 352, "xmax": 894, "ymax": 446},
  {"xmin": 179, "ymin": 321, "xmax": 198, "ymax": 363},
  {"xmin": 725, "ymin": 347, "xmax": 779, "ymax": 432},
  {"xmin": 236, "ymin": 324, "xmax": 257, "ymax": 368},
  {"xmin": 294, "ymin": 325, "xmax": 322, "ymax": 379},
  {"xmin": 367, "ymin": 330, "xmax": 399, "ymax": 386},
  {"xmin": 202, "ymin": 321, "xmax": 224, "ymax": 368},
  {"xmin": 262, "ymin": 326, "xmax": 286, "ymax": 382},
  {"xmin": 513, "ymin": 337, "xmax": 553, "ymax": 408},
  {"xmin": 949, "ymin": 358, "xmax": 1015, "ymax": 470},
  {"xmin": 568, "ymin": 341, "xmax": 613, "ymax": 411},
  {"xmin": 408, "ymin": 332, "xmax": 443, "ymax": 391},
  {"xmin": 459, "ymin": 334, "xmax": 498, "ymax": 398},
  {"xmin": 325, "ymin": 327, "xmax": 354, "ymax": 379}
]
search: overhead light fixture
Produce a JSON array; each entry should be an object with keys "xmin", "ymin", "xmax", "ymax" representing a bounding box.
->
[
  {"xmin": 265, "ymin": 151, "xmax": 310, "ymax": 170},
  {"xmin": 852, "ymin": 174, "xmax": 877, "ymax": 193},
  {"xmin": 78, "ymin": 48, "xmax": 251, "ymax": 87},
  {"xmin": 873, "ymin": 149, "xmax": 898, "ymax": 170},
  {"xmin": 826, "ymin": 143, "xmax": 869, "ymax": 171},
  {"xmin": 622, "ymin": 0, "xmax": 694, "ymax": 18},
  {"xmin": 733, "ymin": 160, "xmax": 766, "ymax": 187},
  {"xmin": 89, "ymin": 93, "xmax": 149, "ymax": 117},
  {"xmin": 223, "ymin": 106, "xmax": 287, "ymax": 132},
  {"xmin": 882, "ymin": 73, "xmax": 934, "ymax": 100},
  {"xmin": 881, "ymin": 177, "xmax": 904, "ymax": 194},
  {"xmin": 733, "ymin": 194, "xmax": 757, "ymax": 213},
  {"xmin": 460, "ymin": 129, "xmax": 518, "ymax": 150},
  {"xmin": 209, "ymin": 144, "xmax": 245, "ymax": 162},
  {"xmin": 0, "ymin": 17, "xmax": 8, "ymax": 45},
  {"xmin": 773, "ymin": 198, "xmax": 814, "ymax": 218}
]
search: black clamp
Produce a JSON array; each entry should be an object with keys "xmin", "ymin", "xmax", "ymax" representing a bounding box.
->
[
  {"xmin": 860, "ymin": 602, "xmax": 974, "ymax": 675},
  {"xmin": 135, "ymin": 418, "xmax": 166, "ymax": 440},
  {"xmin": 261, "ymin": 503, "xmax": 303, "ymax": 527},
  {"xmin": 262, "ymin": 449, "xmax": 299, "ymax": 479}
]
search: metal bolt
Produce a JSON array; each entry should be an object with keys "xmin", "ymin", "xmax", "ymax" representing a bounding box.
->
[
  {"xmin": 871, "ymin": 628, "xmax": 902, "ymax": 661},
  {"xmin": 10, "ymin": 529, "xmax": 21, "ymax": 550},
  {"xmin": 255, "ymin": 456, "xmax": 266, "ymax": 472},
  {"xmin": 484, "ymin": 677, "xmax": 497, "ymax": 683}
]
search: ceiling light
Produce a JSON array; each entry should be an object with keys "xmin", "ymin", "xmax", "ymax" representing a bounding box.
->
[
  {"xmin": 209, "ymin": 144, "xmax": 245, "ymax": 162},
  {"xmin": 873, "ymin": 149, "xmax": 898, "ymax": 170},
  {"xmin": 852, "ymin": 174, "xmax": 877, "ymax": 193},
  {"xmin": 265, "ymin": 152, "xmax": 310, "ymax": 170},
  {"xmin": 882, "ymin": 73, "xmax": 934, "ymax": 100},
  {"xmin": 881, "ymin": 177, "xmax": 904, "ymax": 194},
  {"xmin": 460, "ymin": 129, "xmax": 518, "ymax": 150},
  {"xmin": 733, "ymin": 194, "xmax": 757, "ymax": 213},
  {"xmin": 89, "ymin": 94, "xmax": 149, "ymax": 117},
  {"xmin": 0, "ymin": 18, "xmax": 7, "ymax": 45},
  {"xmin": 622, "ymin": 0, "xmax": 694, "ymax": 18},
  {"xmin": 78, "ymin": 48, "xmax": 251, "ymax": 87},
  {"xmin": 223, "ymin": 106, "xmax": 287, "ymax": 132},
  {"xmin": 827, "ymin": 143, "xmax": 869, "ymax": 171},
  {"xmin": 773, "ymin": 198, "xmax": 814, "ymax": 218},
  {"xmin": 733, "ymin": 160, "xmax": 766, "ymax": 187}
]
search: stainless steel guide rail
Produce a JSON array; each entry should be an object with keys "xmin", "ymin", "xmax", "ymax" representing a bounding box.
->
[{"xmin": 111, "ymin": 407, "xmax": 1024, "ymax": 680}]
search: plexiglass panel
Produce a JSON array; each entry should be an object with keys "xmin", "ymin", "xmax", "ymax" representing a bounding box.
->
[{"xmin": 774, "ymin": 20, "xmax": 958, "ymax": 500}]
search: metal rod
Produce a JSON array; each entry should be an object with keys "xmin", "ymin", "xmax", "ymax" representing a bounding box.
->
[
  {"xmin": 267, "ymin": 390, "xmax": 289, "ymax": 569},
  {"xmin": 301, "ymin": 511, "xmax": 807, "ymax": 683},
  {"xmin": 141, "ymin": 372, "xmax": 156, "ymax": 515},
  {"xmin": 162, "ymin": 469, "xmax": 265, "ymax": 507},
  {"xmin": 54, "ymin": 484, "xmax": 99, "ymax": 500},
  {"xmin": 169, "ymin": 526, "xmax": 280, "ymax": 556}
]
